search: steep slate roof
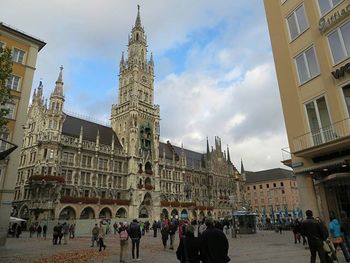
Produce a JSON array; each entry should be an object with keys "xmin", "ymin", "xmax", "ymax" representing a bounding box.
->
[
  {"xmin": 62, "ymin": 114, "xmax": 122, "ymax": 148},
  {"xmin": 159, "ymin": 141, "xmax": 205, "ymax": 169},
  {"xmin": 245, "ymin": 168, "xmax": 294, "ymax": 184}
]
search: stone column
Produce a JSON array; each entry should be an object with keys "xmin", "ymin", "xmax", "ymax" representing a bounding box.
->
[{"xmin": 296, "ymin": 174, "xmax": 320, "ymax": 217}]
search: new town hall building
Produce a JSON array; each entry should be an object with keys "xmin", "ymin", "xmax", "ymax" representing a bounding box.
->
[{"xmin": 12, "ymin": 7, "xmax": 245, "ymax": 223}]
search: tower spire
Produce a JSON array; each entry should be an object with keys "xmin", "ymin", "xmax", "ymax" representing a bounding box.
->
[
  {"xmin": 56, "ymin": 65, "xmax": 63, "ymax": 84},
  {"xmin": 135, "ymin": 5, "xmax": 142, "ymax": 27}
]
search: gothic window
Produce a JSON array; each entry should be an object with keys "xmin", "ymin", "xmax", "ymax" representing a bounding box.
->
[{"xmin": 136, "ymin": 33, "xmax": 139, "ymax": 41}]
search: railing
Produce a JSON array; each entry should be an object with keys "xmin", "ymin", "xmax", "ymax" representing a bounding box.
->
[
  {"xmin": 281, "ymin": 147, "xmax": 291, "ymax": 161},
  {"xmin": 293, "ymin": 118, "xmax": 350, "ymax": 152}
]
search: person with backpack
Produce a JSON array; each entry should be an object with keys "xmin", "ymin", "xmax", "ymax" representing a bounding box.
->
[
  {"xmin": 91, "ymin": 224, "xmax": 100, "ymax": 247},
  {"xmin": 119, "ymin": 222, "xmax": 129, "ymax": 263},
  {"xmin": 98, "ymin": 223, "xmax": 107, "ymax": 252},
  {"xmin": 128, "ymin": 219, "xmax": 142, "ymax": 261}
]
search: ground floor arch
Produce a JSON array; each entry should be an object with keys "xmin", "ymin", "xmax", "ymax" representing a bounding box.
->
[
  {"xmin": 80, "ymin": 206, "xmax": 95, "ymax": 219},
  {"xmin": 116, "ymin": 207, "xmax": 127, "ymax": 218},
  {"xmin": 99, "ymin": 207, "xmax": 112, "ymax": 219},
  {"xmin": 139, "ymin": 206, "xmax": 149, "ymax": 218},
  {"xmin": 59, "ymin": 206, "xmax": 76, "ymax": 220},
  {"xmin": 171, "ymin": 209, "xmax": 179, "ymax": 218},
  {"xmin": 18, "ymin": 204, "xmax": 30, "ymax": 219},
  {"xmin": 161, "ymin": 208, "xmax": 169, "ymax": 219},
  {"xmin": 180, "ymin": 209, "xmax": 188, "ymax": 219}
]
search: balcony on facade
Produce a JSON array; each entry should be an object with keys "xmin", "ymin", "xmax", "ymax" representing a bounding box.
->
[{"xmin": 292, "ymin": 118, "xmax": 350, "ymax": 157}]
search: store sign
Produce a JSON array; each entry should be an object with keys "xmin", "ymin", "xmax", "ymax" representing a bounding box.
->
[
  {"xmin": 332, "ymin": 62, "xmax": 350, "ymax": 79},
  {"xmin": 319, "ymin": 4, "xmax": 350, "ymax": 33}
]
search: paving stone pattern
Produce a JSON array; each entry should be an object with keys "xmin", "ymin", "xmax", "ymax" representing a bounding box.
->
[{"xmin": 0, "ymin": 230, "xmax": 348, "ymax": 262}]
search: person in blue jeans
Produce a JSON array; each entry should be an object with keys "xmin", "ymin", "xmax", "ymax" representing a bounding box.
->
[
  {"xmin": 329, "ymin": 211, "xmax": 350, "ymax": 262},
  {"xmin": 128, "ymin": 219, "xmax": 142, "ymax": 261}
]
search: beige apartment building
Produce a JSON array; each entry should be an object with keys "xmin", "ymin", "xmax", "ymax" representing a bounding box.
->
[
  {"xmin": 264, "ymin": 0, "xmax": 350, "ymax": 221},
  {"xmin": 245, "ymin": 168, "xmax": 299, "ymax": 221},
  {"xmin": 0, "ymin": 23, "xmax": 45, "ymax": 245}
]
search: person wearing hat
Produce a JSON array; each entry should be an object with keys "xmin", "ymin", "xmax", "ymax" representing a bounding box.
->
[
  {"xmin": 199, "ymin": 218, "xmax": 230, "ymax": 263},
  {"xmin": 176, "ymin": 224, "xmax": 200, "ymax": 263}
]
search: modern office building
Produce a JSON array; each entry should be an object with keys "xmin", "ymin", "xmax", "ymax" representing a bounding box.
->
[
  {"xmin": 245, "ymin": 168, "xmax": 299, "ymax": 221},
  {"xmin": 264, "ymin": 0, "xmax": 350, "ymax": 220},
  {"xmin": 0, "ymin": 22, "xmax": 45, "ymax": 245}
]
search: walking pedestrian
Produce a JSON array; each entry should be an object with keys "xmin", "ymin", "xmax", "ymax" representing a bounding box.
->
[
  {"xmin": 62, "ymin": 222, "xmax": 69, "ymax": 245},
  {"xmin": 199, "ymin": 218, "xmax": 230, "ymax": 263},
  {"xmin": 292, "ymin": 219, "xmax": 301, "ymax": 244},
  {"xmin": 91, "ymin": 223, "xmax": 99, "ymax": 247},
  {"xmin": 161, "ymin": 224, "xmax": 169, "ymax": 249},
  {"xmin": 113, "ymin": 222, "xmax": 118, "ymax": 235},
  {"xmin": 328, "ymin": 211, "xmax": 350, "ymax": 262},
  {"xmin": 57, "ymin": 223, "xmax": 63, "ymax": 245},
  {"xmin": 169, "ymin": 222, "xmax": 177, "ymax": 249},
  {"xmin": 69, "ymin": 223, "xmax": 75, "ymax": 239},
  {"xmin": 176, "ymin": 225, "xmax": 200, "ymax": 263},
  {"xmin": 29, "ymin": 224, "xmax": 34, "ymax": 238},
  {"xmin": 152, "ymin": 220, "xmax": 158, "ymax": 237},
  {"xmin": 300, "ymin": 210, "xmax": 327, "ymax": 263},
  {"xmin": 53, "ymin": 223, "xmax": 59, "ymax": 245},
  {"xmin": 128, "ymin": 219, "xmax": 142, "ymax": 261},
  {"xmin": 98, "ymin": 223, "xmax": 107, "ymax": 252},
  {"xmin": 36, "ymin": 224, "xmax": 42, "ymax": 238},
  {"xmin": 118, "ymin": 222, "xmax": 129, "ymax": 263},
  {"xmin": 43, "ymin": 224, "xmax": 47, "ymax": 239}
]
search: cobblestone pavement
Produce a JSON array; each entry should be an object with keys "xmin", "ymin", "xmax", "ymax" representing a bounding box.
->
[{"xmin": 0, "ymin": 230, "xmax": 348, "ymax": 262}]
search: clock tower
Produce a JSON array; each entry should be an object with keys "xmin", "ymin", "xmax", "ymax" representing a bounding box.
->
[{"xmin": 111, "ymin": 5, "xmax": 161, "ymax": 219}]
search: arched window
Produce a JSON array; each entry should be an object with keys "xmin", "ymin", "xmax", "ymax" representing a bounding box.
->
[{"xmin": 136, "ymin": 33, "xmax": 139, "ymax": 41}]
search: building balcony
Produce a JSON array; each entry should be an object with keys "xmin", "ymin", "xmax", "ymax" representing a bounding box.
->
[{"xmin": 292, "ymin": 118, "xmax": 350, "ymax": 157}]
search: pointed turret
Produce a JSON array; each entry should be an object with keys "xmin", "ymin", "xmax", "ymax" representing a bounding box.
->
[
  {"xmin": 240, "ymin": 159, "xmax": 245, "ymax": 174},
  {"xmin": 135, "ymin": 5, "xmax": 142, "ymax": 28},
  {"xmin": 149, "ymin": 52, "xmax": 154, "ymax": 65},
  {"xmin": 120, "ymin": 52, "xmax": 125, "ymax": 69},
  {"xmin": 227, "ymin": 145, "xmax": 231, "ymax": 163},
  {"xmin": 37, "ymin": 81, "xmax": 43, "ymax": 98},
  {"xmin": 52, "ymin": 66, "xmax": 64, "ymax": 98}
]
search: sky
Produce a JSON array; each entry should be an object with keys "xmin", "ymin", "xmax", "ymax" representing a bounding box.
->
[{"xmin": 1, "ymin": 0, "xmax": 290, "ymax": 172}]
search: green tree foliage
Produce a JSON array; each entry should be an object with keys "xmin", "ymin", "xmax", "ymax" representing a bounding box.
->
[{"xmin": 0, "ymin": 46, "xmax": 13, "ymax": 130}]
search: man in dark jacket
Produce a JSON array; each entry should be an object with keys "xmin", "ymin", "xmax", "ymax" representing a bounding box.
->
[
  {"xmin": 300, "ymin": 210, "xmax": 327, "ymax": 263},
  {"xmin": 128, "ymin": 219, "xmax": 142, "ymax": 261},
  {"xmin": 199, "ymin": 218, "xmax": 230, "ymax": 263},
  {"xmin": 176, "ymin": 225, "xmax": 200, "ymax": 263}
]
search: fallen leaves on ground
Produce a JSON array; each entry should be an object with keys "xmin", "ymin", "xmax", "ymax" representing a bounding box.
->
[{"xmin": 33, "ymin": 249, "xmax": 108, "ymax": 263}]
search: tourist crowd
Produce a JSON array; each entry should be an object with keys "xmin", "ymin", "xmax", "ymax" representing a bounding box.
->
[
  {"xmin": 91, "ymin": 217, "xmax": 231, "ymax": 263},
  {"xmin": 290, "ymin": 209, "xmax": 350, "ymax": 263}
]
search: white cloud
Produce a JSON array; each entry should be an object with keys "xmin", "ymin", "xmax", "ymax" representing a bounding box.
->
[{"xmin": 1, "ymin": 0, "xmax": 289, "ymax": 171}]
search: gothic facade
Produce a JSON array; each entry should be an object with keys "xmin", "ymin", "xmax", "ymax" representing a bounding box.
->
[{"xmin": 12, "ymin": 7, "xmax": 245, "ymax": 223}]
